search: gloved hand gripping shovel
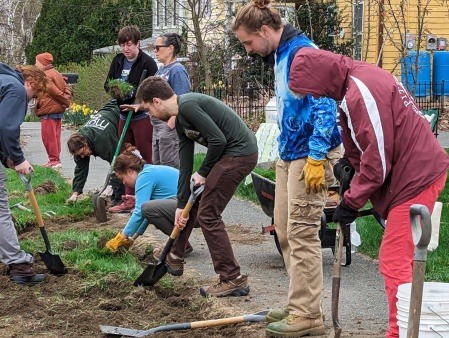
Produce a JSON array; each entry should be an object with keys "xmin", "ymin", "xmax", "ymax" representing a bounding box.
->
[
  {"xmin": 407, "ymin": 204, "xmax": 432, "ymax": 338},
  {"xmin": 100, "ymin": 310, "xmax": 268, "ymax": 337},
  {"xmin": 134, "ymin": 179, "xmax": 204, "ymax": 286},
  {"xmin": 93, "ymin": 69, "xmax": 148, "ymax": 222},
  {"xmin": 18, "ymin": 173, "xmax": 67, "ymax": 275},
  {"xmin": 330, "ymin": 164, "xmax": 354, "ymax": 338}
]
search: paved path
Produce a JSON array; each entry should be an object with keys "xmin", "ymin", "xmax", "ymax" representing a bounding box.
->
[{"xmin": 19, "ymin": 122, "xmax": 449, "ymax": 336}]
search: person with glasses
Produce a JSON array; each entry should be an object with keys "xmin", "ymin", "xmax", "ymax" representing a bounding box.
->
[
  {"xmin": 104, "ymin": 25, "xmax": 158, "ymax": 213},
  {"xmin": 66, "ymin": 100, "xmax": 125, "ymax": 206},
  {"xmin": 0, "ymin": 63, "xmax": 47, "ymax": 286},
  {"xmin": 151, "ymin": 33, "xmax": 190, "ymax": 169}
]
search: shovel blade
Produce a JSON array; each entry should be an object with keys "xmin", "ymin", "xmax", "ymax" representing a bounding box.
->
[
  {"xmin": 38, "ymin": 250, "xmax": 67, "ymax": 275},
  {"xmin": 99, "ymin": 324, "xmax": 149, "ymax": 337},
  {"xmin": 134, "ymin": 262, "xmax": 161, "ymax": 286},
  {"xmin": 93, "ymin": 193, "xmax": 108, "ymax": 223}
]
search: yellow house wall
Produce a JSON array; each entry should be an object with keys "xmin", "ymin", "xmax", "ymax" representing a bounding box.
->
[{"xmin": 336, "ymin": 0, "xmax": 449, "ymax": 76}]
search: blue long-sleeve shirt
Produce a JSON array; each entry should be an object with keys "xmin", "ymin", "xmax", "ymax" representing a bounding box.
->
[
  {"xmin": 267, "ymin": 25, "xmax": 341, "ymax": 160},
  {"xmin": 123, "ymin": 164, "xmax": 178, "ymax": 237}
]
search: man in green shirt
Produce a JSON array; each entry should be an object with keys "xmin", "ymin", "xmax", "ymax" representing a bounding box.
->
[{"xmin": 130, "ymin": 76, "xmax": 258, "ymax": 297}]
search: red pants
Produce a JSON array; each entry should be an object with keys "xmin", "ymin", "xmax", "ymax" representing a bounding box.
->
[
  {"xmin": 379, "ymin": 173, "xmax": 447, "ymax": 338},
  {"xmin": 41, "ymin": 118, "xmax": 62, "ymax": 163},
  {"xmin": 118, "ymin": 116, "xmax": 153, "ymax": 195}
]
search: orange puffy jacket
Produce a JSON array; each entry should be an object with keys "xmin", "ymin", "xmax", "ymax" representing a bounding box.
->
[{"xmin": 36, "ymin": 66, "xmax": 70, "ymax": 117}]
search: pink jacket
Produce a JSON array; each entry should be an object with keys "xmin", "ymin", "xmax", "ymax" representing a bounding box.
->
[
  {"xmin": 289, "ymin": 48, "xmax": 449, "ymax": 218},
  {"xmin": 36, "ymin": 66, "xmax": 70, "ymax": 116}
]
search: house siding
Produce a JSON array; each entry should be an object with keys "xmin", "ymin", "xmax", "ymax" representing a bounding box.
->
[{"xmin": 336, "ymin": 0, "xmax": 449, "ymax": 76}]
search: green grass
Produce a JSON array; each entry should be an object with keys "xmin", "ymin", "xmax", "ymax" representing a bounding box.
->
[
  {"xmin": 6, "ymin": 166, "xmax": 93, "ymax": 232},
  {"xmin": 6, "ymin": 152, "xmax": 449, "ymax": 285},
  {"xmin": 19, "ymin": 228, "xmax": 147, "ymax": 288}
]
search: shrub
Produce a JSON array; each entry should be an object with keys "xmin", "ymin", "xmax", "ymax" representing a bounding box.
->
[
  {"xmin": 63, "ymin": 103, "xmax": 95, "ymax": 126},
  {"xmin": 57, "ymin": 54, "xmax": 115, "ymax": 111}
]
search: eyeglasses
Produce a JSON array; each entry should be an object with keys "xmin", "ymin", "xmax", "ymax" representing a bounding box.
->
[{"xmin": 153, "ymin": 45, "xmax": 170, "ymax": 52}]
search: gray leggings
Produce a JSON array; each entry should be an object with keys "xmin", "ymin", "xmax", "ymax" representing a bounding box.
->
[{"xmin": 140, "ymin": 198, "xmax": 176, "ymax": 236}]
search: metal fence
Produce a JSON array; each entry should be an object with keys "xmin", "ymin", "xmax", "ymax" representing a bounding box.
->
[
  {"xmin": 410, "ymin": 81, "xmax": 446, "ymax": 137},
  {"xmin": 184, "ymin": 61, "xmax": 275, "ymax": 129}
]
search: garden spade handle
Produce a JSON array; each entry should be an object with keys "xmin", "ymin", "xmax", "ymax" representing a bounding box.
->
[
  {"xmin": 407, "ymin": 204, "xmax": 432, "ymax": 338},
  {"xmin": 18, "ymin": 173, "xmax": 52, "ymax": 251}
]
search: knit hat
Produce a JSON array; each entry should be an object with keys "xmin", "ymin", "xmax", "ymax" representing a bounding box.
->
[{"xmin": 36, "ymin": 52, "xmax": 53, "ymax": 66}]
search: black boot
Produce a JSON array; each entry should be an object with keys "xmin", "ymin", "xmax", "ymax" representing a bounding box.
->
[{"xmin": 8, "ymin": 263, "xmax": 45, "ymax": 286}]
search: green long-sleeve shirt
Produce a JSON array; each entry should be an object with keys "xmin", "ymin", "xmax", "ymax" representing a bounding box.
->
[
  {"xmin": 175, "ymin": 93, "xmax": 258, "ymax": 208},
  {"xmin": 72, "ymin": 100, "xmax": 119, "ymax": 194}
]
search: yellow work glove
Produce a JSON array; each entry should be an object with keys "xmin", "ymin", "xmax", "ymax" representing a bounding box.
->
[
  {"xmin": 299, "ymin": 156, "xmax": 326, "ymax": 194},
  {"xmin": 105, "ymin": 232, "xmax": 133, "ymax": 253}
]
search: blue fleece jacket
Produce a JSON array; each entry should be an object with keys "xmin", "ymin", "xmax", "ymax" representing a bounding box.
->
[
  {"xmin": 0, "ymin": 63, "xmax": 28, "ymax": 165},
  {"xmin": 123, "ymin": 164, "xmax": 179, "ymax": 237},
  {"xmin": 267, "ymin": 25, "xmax": 341, "ymax": 161}
]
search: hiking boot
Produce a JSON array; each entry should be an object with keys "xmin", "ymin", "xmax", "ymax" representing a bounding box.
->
[
  {"xmin": 152, "ymin": 249, "xmax": 184, "ymax": 276},
  {"xmin": 266, "ymin": 307, "xmax": 289, "ymax": 323},
  {"xmin": 200, "ymin": 274, "xmax": 250, "ymax": 297},
  {"xmin": 267, "ymin": 308, "xmax": 325, "ymax": 324},
  {"xmin": 266, "ymin": 314, "xmax": 325, "ymax": 337},
  {"xmin": 8, "ymin": 263, "xmax": 45, "ymax": 287},
  {"xmin": 108, "ymin": 198, "xmax": 135, "ymax": 213},
  {"xmin": 105, "ymin": 232, "xmax": 133, "ymax": 253}
]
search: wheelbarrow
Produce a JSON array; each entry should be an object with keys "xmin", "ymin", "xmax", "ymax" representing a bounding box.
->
[{"xmin": 250, "ymin": 171, "xmax": 385, "ymax": 266}]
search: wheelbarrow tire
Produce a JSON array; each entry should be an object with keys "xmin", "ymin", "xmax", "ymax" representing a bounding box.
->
[{"xmin": 273, "ymin": 230, "xmax": 283, "ymax": 258}]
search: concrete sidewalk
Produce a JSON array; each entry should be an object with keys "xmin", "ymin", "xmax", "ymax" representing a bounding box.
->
[{"xmin": 21, "ymin": 121, "xmax": 449, "ymax": 193}]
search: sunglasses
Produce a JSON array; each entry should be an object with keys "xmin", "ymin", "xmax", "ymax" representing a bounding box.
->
[{"xmin": 153, "ymin": 45, "xmax": 170, "ymax": 52}]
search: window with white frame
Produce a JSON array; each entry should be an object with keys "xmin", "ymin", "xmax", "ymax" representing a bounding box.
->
[
  {"xmin": 352, "ymin": 0, "xmax": 364, "ymax": 60},
  {"xmin": 155, "ymin": 0, "xmax": 178, "ymax": 28}
]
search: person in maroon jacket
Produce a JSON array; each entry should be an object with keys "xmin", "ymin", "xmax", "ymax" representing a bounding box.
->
[{"xmin": 288, "ymin": 48, "xmax": 449, "ymax": 338}]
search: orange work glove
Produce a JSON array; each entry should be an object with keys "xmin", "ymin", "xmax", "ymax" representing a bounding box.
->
[
  {"xmin": 105, "ymin": 232, "xmax": 133, "ymax": 253},
  {"xmin": 299, "ymin": 156, "xmax": 326, "ymax": 194}
]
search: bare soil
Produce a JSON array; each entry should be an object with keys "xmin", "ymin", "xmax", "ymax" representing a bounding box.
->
[{"xmin": 2, "ymin": 197, "xmax": 387, "ymax": 338}]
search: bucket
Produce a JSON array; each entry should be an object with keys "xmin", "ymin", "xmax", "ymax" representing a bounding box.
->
[
  {"xmin": 265, "ymin": 97, "xmax": 278, "ymax": 124},
  {"xmin": 397, "ymin": 282, "xmax": 449, "ymax": 337},
  {"xmin": 433, "ymin": 51, "xmax": 449, "ymax": 96}
]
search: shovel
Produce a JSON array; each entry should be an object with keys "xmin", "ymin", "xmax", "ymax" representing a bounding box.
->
[
  {"xmin": 100, "ymin": 310, "xmax": 268, "ymax": 337},
  {"xmin": 134, "ymin": 179, "xmax": 204, "ymax": 286},
  {"xmin": 18, "ymin": 173, "xmax": 67, "ymax": 275},
  {"xmin": 329, "ymin": 164, "xmax": 354, "ymax": 338},
  {"xmin": 92, "ymin": 109, "xmax": 132, "ymax": 222},
  {"xmin": 93, "ymin": 69, "xmax": 148, "ymax": 222},
  {"xmin": 407, "ymin": 204, "xmax": 432, "ymax": 338}
]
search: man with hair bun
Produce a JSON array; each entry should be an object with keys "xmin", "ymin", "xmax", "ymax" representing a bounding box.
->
[{"xmin": 233, "ymin": 1, "xmax": 342, "ymax": 336}]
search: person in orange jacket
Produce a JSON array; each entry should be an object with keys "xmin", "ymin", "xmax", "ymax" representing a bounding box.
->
[{"xmin": 35, "ymin": 52, "xmax": 70, "ymax": 169}]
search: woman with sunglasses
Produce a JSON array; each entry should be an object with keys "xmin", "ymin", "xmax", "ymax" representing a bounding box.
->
[{"xmin": 152, "ymin": 33, "xmax": 190, "ymax": 169}]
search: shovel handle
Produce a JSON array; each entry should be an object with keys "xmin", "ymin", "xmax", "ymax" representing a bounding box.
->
[
  {"xmin": 18, "ymin": 173, "xmax": 53, "ymax": 252},
  {"xmin": 407, "ymin": 204, "xmax": 432, "ymax": 338}
]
